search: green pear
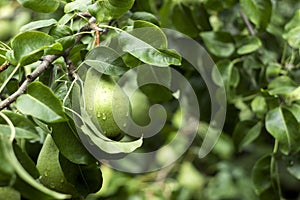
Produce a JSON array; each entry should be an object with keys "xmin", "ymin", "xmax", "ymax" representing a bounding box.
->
[
  {"xmin": 36, "ymin": 134, "xmax": 78, "ymax": 196},
  {"xmin": 84, "ymin": 69, "xmax": 130, "ymax": 140}
]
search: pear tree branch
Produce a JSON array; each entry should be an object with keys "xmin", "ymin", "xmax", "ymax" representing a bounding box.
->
[{"xmin": 0, "ymin": 17, "xmax": 97, "ymax": 111}]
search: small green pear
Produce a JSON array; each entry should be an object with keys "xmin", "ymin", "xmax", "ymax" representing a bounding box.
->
[{"xmin": 36, "ymin": 134, "xmax": 78, "ymax": 196}]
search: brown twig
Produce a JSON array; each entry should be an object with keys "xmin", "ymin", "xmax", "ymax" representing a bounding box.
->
[
  {"xmin": 63, "ymin": 55, "xmax": 77, "ymax": 81},
  {"xmin": 0, "ymin": 55, "xmax": 58, "ymax": 110},
  {"xmin": 0, "ymin": 62, "xmax": 9, "ymax": 73},
  {"xmin": 240, "ymin": 11, "xmax": 255, "ymax": 36},
  {"xmin": 0, "ymin": 17, "xmax": 97, "ymax": 110},
  {"xmin": 95, "ymin": 29, "xmax": 101, "ymax": 46},
  {"xmin": 63, "ymin": 17, "xmax": 97, "ymax": 80}
]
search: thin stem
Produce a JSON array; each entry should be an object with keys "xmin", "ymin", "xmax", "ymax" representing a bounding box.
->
[
  {"xmin": 240, "ymin": 11, "xmax": 255, "ymax": 36},
  {"xmin": 64, "ymin": 106, "xmax": 84, "ymax": 125},
  {"xmin": 73, "ymin": 31, "xmax": 93, "ymax": 37},
  {"xmin": 76, "ymin": 12, "xmax": 91, "ymax": 21},
  {"xmin": 281, "ymin": 43, "xmax": 287, "ymax": 64},
  {"xmin": 0, "ymin": 47, "xmax": 8, "ymax": 51},
  {"xmin": 0, "ymin": 41, "xmax": 11, "ymax": 50},
  {"xmin": 0, "ymin": 111, "xmax": 15, "ymax": 142},
  {"xmin": 98, "ymin": 24, "xmax": 124, "ymax": 33},
  {"xmin": 0, "ymin": 54, "xmax": 6, "ymax": 59},
  {"xmin": 270, "ymin": 140, "xmax": 282, "ymax": 198},
  {"xmin": 63, "ymin": 75, "xmax": 78, "ymax": 106}
]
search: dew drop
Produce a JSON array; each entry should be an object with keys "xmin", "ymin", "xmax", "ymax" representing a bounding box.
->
[
  {"xmin": 123, "ymin": 123, "xmax": 127, "ymax": 128},
  {"xmin": 103, "ymin": 130, "xmax": 107, "ymax": 134},
  {"xmin": 60, "ymin": 179, "xmax": 64, "ymax": 183},
  {"xmin": 290, "ymin": 160, "xmax": 294, "ymax": 166},
  {"xmin": 97, "ymin": 112, "xmax": 101, "ymax": 118},
  {"xmin": 102, "ymin": 114, "xmax": 107, "ymax": 120},
  {"xmin": 44, "ymin": 172, "xmax": 48, "ymax": 177}
]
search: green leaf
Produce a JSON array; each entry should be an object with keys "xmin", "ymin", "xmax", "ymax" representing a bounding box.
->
[
  {"xmin": 8, "ymin": 31, "xmax": 62, "ymax": 66},
  {"xmin": 13, "ymin": 143, "xmax": 39, "ymax": 179},
  {"xmin": 6, "ymin": 79, "xmax": 19, "ymax": 95},
  {"xmin": 268, "ymin": 76, "xmax": 296, "ymax": 88},
  {"xmin": 284, "ymin": 10, "xmax": 300, "ymax": 33},
  {"xmin": 0, "ymin": 111, "xmax": 39, "ymax": 140},
  {"xmin": 80, "ymin": 122, "xmax": 143, "ymax": 155},
  {"xmin": 131, "ymin": 12, "xmax": 160, "ymax": 26},
  {"xmin": 77, "ymin": 101, "xmax": 143, "ymax": 155},
  {"xmin": 49, "ymin": 25, "xmax": 73, "ymax": 39},
  {"xmin": 118, "ymin": 28, "xmax": 181, "ymax": 66},
  {"xmin": 283, "ymin": 10, "xmax": 300, "ymax": 48},
  {"xmin": 88, "ymin": 0, "xmax": 134, "ymax": 22},
  {"xmin": 266, "ymin": 63, "xmax": 282, "ymax": 81},
  {"xmin": 16, "ymin": 82, "xmax": 67, "ymax": 123},
  {"xmin": 17, "ymin": 0, "xmax": 60, "ymax": 13},
  {"xmin": 236, "ymin": 36, "xmax": 262, "ymax": 55},
  {"xmin": 233, "ymin": 120, "xmax": 262, "ymax": 151},
  {"xmin": 50, "ymin": 118, "xmax": 96, "ymax": 165},
  {"xmin": 83, "ymin": 46, "xmax": 128, "ymax": 76},
  {"xmin": 285, "ymin": 103, "xmax": 300, "ymax": 123},
  {"xmin": 49, "ymin": 25, "xmax": 75, "ymax": 50},
  {"xmin": 230, "ymin": 67, "xmax": 240, "ymax": 88},
  {"xmin": 58, "ymin": 13, "xmax": 75, "ymax": 25},
  {"xmin": 268, "ymin": 76, "xmax": 296, "ymax": 97},
  {"xmin": 20, "ymin": 19, "xmax": 57, "ymax": 32},
  {"xmin": 0, "ymin": 126, "xmax": 39, "ymax": 140},
  {"xmin": 133, "ymin": 20, "xmax": 158, "ymax": 29},
  {"xmin": 122, "ymin": 53, "xmax": 142, "ymax": 68},
  {"xmin": 268, "ymin": 76, "xmax": 296, "ymax": 96},
  {"xmin": 171, "ymin": 3, "xmax": 200, "ymax": 37},
  {"xmin": 212, "ymin": 60, "xmax": 234, "ymax": 91},
  {"xmin": 130, "ymin": 24, "xmax": 168, "ymax": 49},
  {"xmin": 251, "ymin": 96, "xmax": 267, "ymax": 117},
  {"xmin": 64, "ymin": 0, "xmax": 91, "ymax": 13},
  {"xmin": 240, "ymin": 0, "xmax": 273, "ymax": 29},
  {"xmin": 286, "ymin": 86, "xmax": 300, "ymax": 104},
  {"xmin": 252, "ymin": 155, "xmax": 272, "ymax": 195},
  {"xmin": 60, "ymin": 155, "xmax": 102, "ymax": 197},
  {"xmin": 283, "ymin": 27, "xmax": 300, "ymax": 49},
  {"xmin": 265, "ymin": 107, "xmax": 300, "ymax": 155},
  {"xmin": 200, "ymin": 32, "xmax": 235, "ymax": 57}
]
